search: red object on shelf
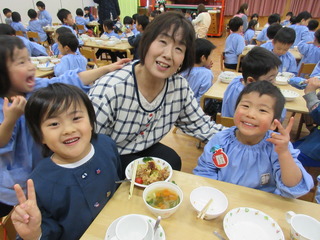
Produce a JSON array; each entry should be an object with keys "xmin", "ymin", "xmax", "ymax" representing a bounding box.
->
[{"xmin": 140, "ymin": 0, "xmax": 147, "ymax": 7}]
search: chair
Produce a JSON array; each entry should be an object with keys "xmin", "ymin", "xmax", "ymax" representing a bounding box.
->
[
  {"xmin": 80, "ymin": 47, "xmax": 110, "ymax": 68},
  {"xmin": 0, "ymin": 210, "xmax": 17, "ymax": 240},
  {"xmin": 15, "ymin": 30, "xmax": 24, "ymax": 37},
  {"xmin": 26, "ymin": 31, "xmax": 48, "ymax": 47},
  {"xmin": 298, "ymin": 63, "xmax": 316, "ymax": 79},
  {"xmin": 235, "ymin": 54, "xmax": 244, "ymax": 72},
  {"xmin": 76, "ymin": 24, "xmax": 85, "ymax": 34},
  {"xmin": 221, "ymin": 52, "xmax": 236, "ymax": 72},
  {"xmin": 215, "ymin": 113, "xmax": 234, "ymax": 127}
]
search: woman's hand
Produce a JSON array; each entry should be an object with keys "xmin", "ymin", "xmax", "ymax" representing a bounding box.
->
[{"xmin": 305, "ymin": 77, "xmax": 320, "ymax": 94}]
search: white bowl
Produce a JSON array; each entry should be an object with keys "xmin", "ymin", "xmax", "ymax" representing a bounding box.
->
[
  {"xmin": 244, "ymin": 44, "xmax": 255, "ymax": 50},
  {"xmin": 100, "ymin": 34, "xmax": 109, "ymax": 40},
  {"xmin": 121, "ymin": 38, "xmax": 128, "ymax": 42},
  {"xmin": 95, "ymin": 39, "xmax": 104, "ymax": 45},
  {"xmin": 50, "ymin": 58, "xmax": 60, "ymax": 64},
  {"xmin": 279, "ymin": 72, "xmax": 295, "ymax": 79},
  {"xmin": 143, "ymin": 181, "xmax": 183, "ymax": 219},
  {"xmin": 190, "ymin": 186, "xmax": 228, "ymax": 220},
  {"xmin": 275, "ymin": 76, "xmax": 288, "ymax": 85},
  {"xmin": 223, "ymin": 207, "xmax": 285, "ymax": 240},
  {"xmin": 115, "ymin": 214, "xmax": 149, "ymax": 240},
  {"xmin": 32, "ymin": 60, "xmax": 39, "ymax": 66},
  {"xmin": 125, "ymin": 157, "xmax": 172, "ymax": 188},
  {"xmin": 37, "ymin": 56, "xmax": 51, "ymax": 63},
  {"xmin": 280, "ymin": 89, "xmax": 299, "ymax": 101},
  {"xmin": 37, "ymin": 63, "xmax": 55, "ymax": 71},
  {"xmin": 104, "ymin": 40, "xmax": 116, "ymax": 46},
  {"xmin": 218, "ymin": 71, "xmax": 236, "ymax": 84}
]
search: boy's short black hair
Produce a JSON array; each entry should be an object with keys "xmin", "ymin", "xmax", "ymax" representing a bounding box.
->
[
  {"xmin": 139, "ymin": 11, "xmax": 195, "ymax": 73},
  {"xmin": 229, "ymin": 17, "xmax": 243, "ymax": 32},
  {"xmin": 55, "ymin": 26, "xmax": 72, "ymax": 36},
  {"xmin": 57, "ymin": 8, "xmax": 71, "ymax": 24},
  {"xmin": 136, "ymin": 15, "xmax": 149, "ymax": 30},
  {"xmin": 251, "ymin": 13, "xmax": 259, "ymax": 20},
  {"xmin": 84, "ymin": 7, "xmax": 90, "ymax": 12},
  {"xmin": 76, "ymin": 8, "xmax": 84, "ymax": 16},
  {"xmin": 235, "ymin": 80, "xmax": 285, "ymax": 120},
  {"xmin": 103, "ymin": 19, "xmax": 114, "ymax": 31},
  {"xmin": 290, "ymin": 16, "xmax": 298, "ymax": 24},
  {"xmin": 308, "ymin": 19, "xmax": 319, "ymax": 31},
  {"xmin": 28, "ymin": 9, "xmax": 37, "ymax": 19},
  {"xmin": 150, "ymin": 10, "xmax": 160, "ymax": 18},
  {"xmin": 123, "ymin": 16, "xmax": 133, "ymax": 25},
  {"xmin": 286, "ymin": 12, "xmax": 293, "ymax": 17},
  {"xmin": 132, "ymin": 13, "xmax": 139, "ymax": 22},
  {"xmin": 3, "ymin": 8, "xmax": 11, "ymax": 15},
  {"xmin": 314, "ymin": 29, "xmax": 320, "ymax": 43},
  {"xmin": 36, "ymin": 1, "xmax": 45, "ymax": 9},
  {"xmin": 58, "ymin": 32, "xmax": 79, "ymax": 52},
  {"xmin": 0, "ymin": 23, "xmax": 15, "ymax": 35},
  {"xmin": 268, "ymin": 13, "xmax": 281, "ymax": 24},
  {"xmin": 296, "ymin": 11, "xmax": 312, "ymax": 23},
  {"xmin": 195, "ymin": 38, "xmax": 216, "ymax": 64},
  {"xmin": 241, "ymin": 47, "xmax": 281, "ymax": 83},
  {"xmin": 247, "ymin": 20, "xmax": 257, "ymax": 31},
  {"xmin": 25, "ymin": 83, "xmax": 97, "ymax": 157},
  {"xmin": 266, "ymin": 23, "xmax": 282, "ymax": 40},
  {"xmin": 11, "ymin": 12, "xmax": 21, "ymax": 22},
  {"xmin": 274, "ymin": 27, "xmax": 295, "ymax": 45}
]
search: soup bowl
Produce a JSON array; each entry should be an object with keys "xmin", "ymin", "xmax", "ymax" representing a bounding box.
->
[{"xmin": 143, "ymin": 181, "xmax": 183, "ymax": 219}]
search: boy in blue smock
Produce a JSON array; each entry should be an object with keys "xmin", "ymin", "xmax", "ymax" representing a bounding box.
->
[
  {"xmin": 84, "ymin": 7, "xmax": 95, "ymax": 21},
  {"xmin": 224, "ymin": 17, "xmax": 245, "ymax": 70},
  {"xmin": 194, "ymin": 81, "xmax": 314, "ymax": 198},
  {"xmin": 124, "ymin": 16, "xmax": 140, "ymax": 37},
  {"xmin": 180, "ymin": 38, "xmax": 216, "ymax": 105},
  {"xmin": 11, "ymin": 12, "xmax": 27, "ymax": 38},
  {"xmin": 310, "ymin": 61, "xmax": 320, "ymax": 77},
  {"xmin": 260, "ymin": 23, "xmax": 282, "ymax": 49},
  {"xmin": 297, "ymin": 29, "xmax": 320, "ymax": 73},
  {"xmin": 13, "ymin": 83, "xmax": 121, "ymax": 240},
  {"xmin": 75, "ymin": 8, "xmax": 89, "ymax": 34},
  {"xmin": 256, "ymin": 13, "xmax": 280, "ymax": 44},
  {"xmin": 2, "ymin": 8, "xmax": 12, "ymax": 25},
  {"xmin": 36, "ymin": 1, "xmax": 52, "ymax": 26},
  {"xmin": 263, "ymin": 27, "xmax": 298, "ymax": 75},
  {"xmin": 26, "ymin": 9, "xmax": 48, "ymax": 42},
  {"xmin": 289, "ymin": 11, "xmax": 312, "ymax": 47},
  {"xmin": 54, "ymin": 32, "xmax": 87, "ymax": 77},
  {"xmin": 222, "ymin": 46, "xmax": 283, "ymax": 119},
  {"xmin": 280, "ymin": 12, "xmax": 293, "ymax": 27},
  {"xmin": 243, "ymin": 20, "xmax": 257, "ymax": 45},
  {"xmin": 306, "ymin": 19, "xmax": 319, "ymax": 43}
]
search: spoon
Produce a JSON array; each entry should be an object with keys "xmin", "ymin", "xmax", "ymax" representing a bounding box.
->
[
  {"xmin": 213, "ymin": 231, "xmax": 226, "ymax": 240},
  {"xmin": 115, "ymin": 179, "xmax": 131, "ymax": 184},
  {"xmin": 153, "ymin": 216, "xmax": 161, "ymax": 235}
]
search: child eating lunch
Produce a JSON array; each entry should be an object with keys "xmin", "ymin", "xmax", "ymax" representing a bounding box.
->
[{"xmin": 194, "ymin": 81, "xmax": 313, "ymax": 198}]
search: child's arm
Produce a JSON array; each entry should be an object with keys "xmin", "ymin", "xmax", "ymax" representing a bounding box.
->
[
  {"xmin": 0, "ymin": 96, "xmax": 26, "ymax": 147},
  {"xmin": 12, "ymin": 179, "xmax": 42, "ymax": 240},
  {"xmin": 78, "ymin": 58, "xmax": 131, "ymax": 85},
  {"xmin": 266, "ymin": 117, "xmax": 302, "ymax": 187}
]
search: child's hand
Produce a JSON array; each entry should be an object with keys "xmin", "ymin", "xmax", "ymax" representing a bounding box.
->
[
  {"xmin": 12, "ymin": 179, "xmax": 42, "ymax": 240},
  {"xmin": 3, "ymin": 96, "xmax": 26, "ymax": 123},
  {"xmin": 304, "ymin": 77, "xmax": 320, "ymax": 94},
  {"xmin": 266, "ymin": 117, "xmax": 294, "ymax": 155},
  {"xmin": 104, "ymin": 58, "xmax": 131, "ymax": 72}
]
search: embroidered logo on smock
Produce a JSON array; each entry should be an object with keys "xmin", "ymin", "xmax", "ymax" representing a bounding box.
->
[
  {"xmin": 210, "ymin": 145, "xmax": 229, "ymax": 168},
  {"xmin": 260, "ymin": 173, "xmax": 270, "ymax": 185}
]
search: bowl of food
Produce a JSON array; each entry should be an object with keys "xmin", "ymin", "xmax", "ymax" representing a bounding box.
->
[
  {"xmin": 280, "ymin": 89, "xmax": 299, "ymax": 101},
  {"xmin": 95, "ymin": 39, "xmax": 104, "ymax": 45},
  {"xmin": 244, "ymin": 44, "xmax": 255, "ymax": 50},
  {"xmin": 37, "ymin": 63, "xmax": 55, "ymax": 71},
  {"xmin": 100, "ymin": 34, "xmax": 109, "ymax": 40},
  {"xmin": 125, "ymin": 157, "xmax": 172, "ymax": 188},
  {"xmin": 37, "ymin": 56, "xmax": 51, "ymax": 63},
  {"xmin": 218, "ymin": 71, "xmax": 236, "ymax": 84},
  {"xmin": 275, "ymin": 76, "xmax": 288, "ymax": 85},
  {"xmin": 104, "ymin": 40, "xmax": 116, "ymax": 47},
  {"xmin": 190, "ymin": 186, "xmax": 228, "ymax": 220},
  {"xmin": 50, "ymin": 58, "xmax": 60, "ymax": 64},
  {"xmin": 279, "ymin": 72, "xmax": 295, "ymax": 79},
  {"xmin": 121, "ymin": 38, "xmax": 128, "ymax": 42},
  {"xmin": 31, "ymin": 60, "xmax": 39, "ymax": 66},
  {"xmin": 143, "ymin": 181, "xmax": 183, "ymax": 219}
]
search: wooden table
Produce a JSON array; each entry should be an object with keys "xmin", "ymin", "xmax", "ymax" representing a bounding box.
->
[
  {"xmin": 35, "ymin": 69, "xmax": 54, "ymax": 78},
  {"xmin": 80, "ymin": 171, "xmax": 319, "ymax": 240},
  {"xmin": 200, "ymin": 79, "xmax": 308, "ymax": 114},
  {"xmin": 83, "ymin": 39, "xmax": 133, "ymax": 57}
]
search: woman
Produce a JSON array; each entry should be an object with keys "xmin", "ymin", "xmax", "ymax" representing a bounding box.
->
[
  {"xmin": 192, "ymin": 4, "xmax": 211, "ymax": 38},
  {"xmin": 88, "ymin": 12, "xmax": 224, "ymax": 176},
  {"xmin": 234, "ymin": 3, "xmax": 249, "ymax": 32}
]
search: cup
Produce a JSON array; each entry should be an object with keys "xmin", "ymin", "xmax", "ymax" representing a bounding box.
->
[
  {"xmin": 285, "ymin": 211, "xmax": 320, "ymax": 240},
  {"xmin": 115, "ymin": 214, "xmax": 148, "ymax": 240}
]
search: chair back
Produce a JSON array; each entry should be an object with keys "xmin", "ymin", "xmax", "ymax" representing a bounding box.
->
[
  {"xmin": 215, "ymin": 113, "xmax": 234, "ymax": 127},
  {"xmin": 298, "ymin": 63, "xmax": 316, "ymax": 78},
  {"xmin": 221, "ymin": 52, "xmax": 236, "ymax": 72},
  {"xmin": 0, "ymin": 210, "xmax": 17, "ymax": 240},
  {"xmin": 15, "ymin": 30, "xmax": 24, "ymax": 37},
  {"xmin": 26, "ymin": 31, "xmax": 41, "ymax": 43},
  {"xmin": 76, "ymin": 24, "xmax": 85, "ymax": 31}
]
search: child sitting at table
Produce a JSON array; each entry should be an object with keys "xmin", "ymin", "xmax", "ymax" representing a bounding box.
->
[
  {"xmin": 51, "ymin": 26, "xmax": 73, "ymax": 56},
  {"xmin": 26, "ymin": 9, "xmax": 48, "ymax": 42},
  {"xmin": 11, "ymin": 12, "xmax": 27, "ymax": 38},
  {"xmin": 12, "ymin": 83, "xmax": 121, "ymax": 240},
  {"xmin": 244, "ymin": 19, "xmax": 257, "ymax": 45},
  {"xmin": 180, "ymin": 38, "xmax": 216, "ymax": 105},
  {"xmin": 306, "ymin": 19, "xmax": 319, "ymax": 42},
  {"xmin": 221, "ymin": 46, "xmax": 282, "ymax": 118},
  {"xmin": 123, "ymin": 15, "xmax": 139, "ymax": 37},
  {"xmin": 256, "ymin": 13, "xmax": 281, "ymax": 44},
  {"xmin": 36, "ymin": 1, "xmax": 52, "ymax": 26},
  {"xmin": 263, "ymin": 27, "xmax": 298, "ymax": 75},
  {"xmin": 75, "ymin": 8, "xmax": 89, "ymax": 34},
  {"xmin": 281, "ymin": 11, "xmax": 293, "ymax": 27},
  {"xmin": 54, "ymin": 32, "xmax": 87, "ymax": 76},
  {"xmin": 84, "ymin": 6, "xmax": 95, "ymax": 21},
  {"xmin": 194, "ymin": 81, "xmax": 314, "ymax": 198},
  {"xmin": 3, "ymin": 8, "xmax": 12, "ymax": 25},
  {"xmin": 250, "ymin": 13, "xmax": 260, "ymax": 29},
  {"xmin": 260, "ymin": 23, "xmax": 282, "ymax": 49},
  {"xmin": 224, "ymin": 17, "xmax": 245, "ymax": 70},
  {"xmin": 289, "ymin": 11, "xmax": 312, "ymax": 47}
]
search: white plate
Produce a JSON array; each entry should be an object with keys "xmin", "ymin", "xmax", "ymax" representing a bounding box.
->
[
  {"xmin": 37, "ymin": 63, "xmax": 55, "ymax": 71},
  {"xmin": 278, "ymin": 72, "xmax": 295, "ymax": 79},
  {"xmin": 125, "ymin": 157, "xmax": 173, "ymax": 188},
  {"xmin": 280, "ymin": 89, "xmax": 299, "ymax": 101},
  {"xmin": 275, "ymin": 76, "xmax": 288, "ymax": 85},
  {"xmin": 105, "ymin": 214, "xmax": 166, "ymax": 240},
  {"xmin": 218, "ymin": 71, "xmax": 236, "ymax": 84},
  {"xmin": 223, "ymin": 207, "xmax": 284, "ymax": 240}
]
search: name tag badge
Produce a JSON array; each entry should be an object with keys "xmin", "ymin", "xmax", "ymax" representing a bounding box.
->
[{"xmin": 211, "ymin": 145, "xmax": 229, "ymax": 168}]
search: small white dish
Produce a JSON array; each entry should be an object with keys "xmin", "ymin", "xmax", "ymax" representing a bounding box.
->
[
  {"xmin": 37, "ymin": 63, "xmax": 55, "ymax": 71},
  {"xmin": 218, "ymin": 71, "xmax": 236, "ymax": 84},
  {"xmin": 278, "ymin": 72, "xmax": 295, "ymax": 79},
  {"xmin": 105, "ymin": 214, "xmax": 165, "ymax": 240},
  {"xmin": 121, "ymin": 38, "xmax": 128, "ymax": 42},
  {"xmin": 37, "ymin": 56, "xmax": 50, "ymax": 63},
  {"xmin": 223, "ymin": 207, "xmax": 285, "ymax": 240},
  {"xmin": 95, "ymin": 39, "xmax": 104, "ymax": 45},
  {"xmin": 275, "ymin": 76, "xmax": 288, "ymax": 85},
  {"xmin": 280, "ymin": 89, "xmax": 299, "ymax": 101},
  {"xmin": 50, "ymin": 58, "xmax": 60, "ymax": 64},
  {"xmin": 104, "ymin": 40, "xmax": 116, "ymax": 46}
]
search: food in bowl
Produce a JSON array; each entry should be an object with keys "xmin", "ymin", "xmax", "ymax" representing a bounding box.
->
[
  {"xmin": 218, "ymin": 71, "xmax": 236, "ymax": 84},
  {"xmin": 145, "ymin": 187, "xmax": 180, "ymax": 209}
]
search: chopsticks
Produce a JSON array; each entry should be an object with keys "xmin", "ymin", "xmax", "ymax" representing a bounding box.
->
[
  {"xmin": 128, "ymin": 160, "xmax": 139, "ymax": 199},
  {"xmin": 197, "ymin": 198, "xmax": 213, "ymax": 219}
]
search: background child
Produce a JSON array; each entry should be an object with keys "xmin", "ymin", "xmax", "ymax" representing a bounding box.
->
[
  {"xmin": 192, "ymin": 3, "xmax": 211, "ymax": 38},
  {"xmin": 26, "ymin": 9, "xmax": 48, "ymax": 42},
  {"xmin": 256, "ymin": 13, "xmax": 281, "ymax": 44},
  {"xmin": 36, "ymin": 1, "xmax": 52, "ymax": 26},
  {"xmin": 251, "ymin": 13, "xmax": 260, "ymax": 29},
  {"xmin": 194, "ymin": 81, "xmax": 314, "ymax": 198},
  {"xmin": 75, "ymin": 8, "xmax": 89, "ymax": 34},
  {"xmin": 54, "ymin": 32, "xmax": 87, "ymax": 76},
  {"xmin": 281, "ymin": 11, "xmax": 293, "ymax": 27},
  {"xmin": 180, "ymin": 38, "xmax": 216, "ymax": 104},
  {"xmin": 222, "ymin": 46, "xmax": 281, "ymax": 118},
  {"xmin": 51, "ymin": 26, "xmax": 73, "ymax": 56},
  {"xmin": 84, "ymin": 6, "xmax": 95, "ymax": 21},
  {"xmin": 123, "ymin": 16, "xmax": 139, "ymax": 37},
  {"xmin": 289, "ymin": 11, "xmax": 312, "ymax": 46},
  {"xmin": 260, "ymin": 23, "xmax": 282, "ymax": 49},
  {"xmin": 11, "ymin": 12, "xmax": 27, "ymax": 38},
  {"xmin": 128, "ymin": 14, "xmax": 149, "ymax": 60},
  {"xmin": 306, "ymin": 19, "xmax": 319, "ymax": 43},
  {"xmin": 263, "ymin": 27, "xmax": 297, "ymax": 74},
  {"xmin": 2, "ymin": 8, "xmax": 12, "ymax": 25},
  {"xmin": 0, "ymin": 35, "xmax": 128, "ymax": 217},
  {"xmin": 244, "ymin": 19, "xmax": 257, "ymax": 45},
  {"xmin": 18, "ymin": 83, "xmax": 121, "ymax": 239},
  {"xmin": 224, "ymin": 17, "xmax": 245, "ymax": 70}
]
